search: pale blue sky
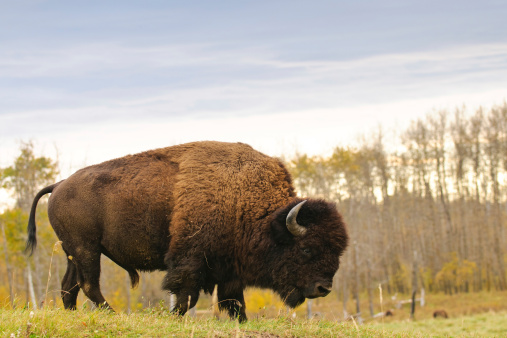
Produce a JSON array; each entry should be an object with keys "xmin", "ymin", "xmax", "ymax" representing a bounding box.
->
[{"xmin": 1, "ymin": 1, "xmax": 507, "ymax": 180}]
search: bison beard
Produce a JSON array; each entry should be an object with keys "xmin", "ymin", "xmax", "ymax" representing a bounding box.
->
[{"xmin": 25, "ymin": 141, "xmax": 349, "ymax": 322}]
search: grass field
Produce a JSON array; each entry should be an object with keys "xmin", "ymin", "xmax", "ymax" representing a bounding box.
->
[
  {"xmin": 2, "ymin": 290, "xmax": 507, "ymax": 337},
  {"xmin": 1, "ymin": 307, "xmax": 507, "ymax": 337},
  {"xmin": 368, "ymin": 311, "xmax": 507, "ymax": 337}
]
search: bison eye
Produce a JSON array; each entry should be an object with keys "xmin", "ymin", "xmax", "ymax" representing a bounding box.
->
[{"xmin": 301, "ymin": 247, "xmax": 312, "ymax": 256}]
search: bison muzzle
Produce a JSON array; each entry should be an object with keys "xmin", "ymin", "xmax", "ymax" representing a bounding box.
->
[{"xmin": 25, "ymin": 141, "xmax": 348, "ymax": 322}]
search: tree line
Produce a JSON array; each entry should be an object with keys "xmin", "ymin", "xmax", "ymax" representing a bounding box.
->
[
  {"xmin": 1, "ymin": 102, "xmax": 507, "ymax": 315},
  {"xmin": 285, "ymin": 102, "xmax": 507, "ymax": 318}
]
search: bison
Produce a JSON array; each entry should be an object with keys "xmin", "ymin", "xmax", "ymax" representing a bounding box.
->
[
  {"xmin": 26, "ymin": 141, "xmax": 348, "ymax": 322},
  {"xmin": 433, "ymin": 309, "xmax": 448, "ymax": 318}
]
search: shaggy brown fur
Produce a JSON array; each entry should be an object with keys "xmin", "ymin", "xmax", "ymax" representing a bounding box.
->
[{"xmin": 26, "ymin": 141, "xmax": 349, "ymax": 321}]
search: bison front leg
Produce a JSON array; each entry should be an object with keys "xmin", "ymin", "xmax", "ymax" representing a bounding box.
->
[
  {"xmin": 217, "ymin": 282, "xmax": 247, "ymax": 323},
  {"xmin": 172, "ymin": 291, "xmax": 200, "ymax": 316},
  {"xmin": 163, "ymin": 257, "xmax": 203, "ymax": 316}
]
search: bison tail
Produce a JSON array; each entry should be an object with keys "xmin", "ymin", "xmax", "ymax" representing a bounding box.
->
[{"xmin": 25, "ymin": 181, "xmax": 63, "ymax": 256}]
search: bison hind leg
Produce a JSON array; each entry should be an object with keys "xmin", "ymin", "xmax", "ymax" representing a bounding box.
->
[
  {"xmin": 61, "ymin": 257, "xmax": 80, "ymax": 310},
  {"xmin": 69, "ymin": 248, "xmax": 113, "ymax": 311}
]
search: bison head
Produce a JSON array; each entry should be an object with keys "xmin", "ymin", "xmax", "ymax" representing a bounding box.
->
[{"xmin": 267, "ymin": 199, "xmax": 349, "ymax": 308}]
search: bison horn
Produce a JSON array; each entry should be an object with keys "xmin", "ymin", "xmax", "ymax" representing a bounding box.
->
[{"xmin": 286, "ymin": 200, "xmax": 307, "ymax": 237}]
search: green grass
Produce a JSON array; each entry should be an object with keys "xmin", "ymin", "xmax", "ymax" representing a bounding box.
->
[
  {"xmin": 367, "ymin": 311, "xmax": 507, "ymax": 337},
  {"xmin": 1, "ymin": 308, "xmax": 507, "ymax": 337}
]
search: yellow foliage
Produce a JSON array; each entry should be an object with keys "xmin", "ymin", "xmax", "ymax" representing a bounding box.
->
[
  {"xmin": 435, "ymin": 252, "xmax": 476, "ymax": 291},
  {"xmin": 109, "ymin": 289, "xmax": 126, "ymax": 311},
  {"xmin": 390, "ymin": 260, "xmax": 410, "ymax": 292},
  {"xmin": 244, "ymin": 288, "xmax": 284, "ymax": 313},
  {"xmin": 420, "ymin": 267, "xmax": 434, "ymax": 291}
]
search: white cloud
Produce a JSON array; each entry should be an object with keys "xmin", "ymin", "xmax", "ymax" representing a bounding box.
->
[
  {"xmin": 2, "ymin": 86, "xmax": 505, "ymax": 176},
  {"xmin": 0, "ymin": 42, "xmax": 264, "ymax": 78},
  {"xmin": 1, "ymin": 42, "xmax": 506, "ymax": 181}
]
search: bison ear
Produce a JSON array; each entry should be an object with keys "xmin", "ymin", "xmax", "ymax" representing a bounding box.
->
[{"xmin": 270, "ymin": 217, "xmax": 294, "ymax": 245}]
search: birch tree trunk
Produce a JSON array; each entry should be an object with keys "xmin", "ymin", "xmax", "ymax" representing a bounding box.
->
[
  {"xmin": 1, "ymin": 221, "xmax": 15, "ymax": 308},
  {"xmin": 126, "ymin": 272, "xmax": 131, "ymax": 313},
  {"xmin": 353, "ymin": 241, "xmax": 362, "ymax": 324},
  {"xmin": 27, "ymin": 265, "xmax": 38, "ymax": 310},
  {"xmin": 366, "ymin": 259, "xmax": 374, "ymax": 318}
]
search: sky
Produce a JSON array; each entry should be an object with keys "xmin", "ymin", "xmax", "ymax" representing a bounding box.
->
[{"xmin": 1, "ymin": 0, "xmax": 507, "ymax": 185}]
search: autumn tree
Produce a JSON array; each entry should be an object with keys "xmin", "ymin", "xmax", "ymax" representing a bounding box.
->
[{"xmin": 1, "ymin": 141, "xmax": 59, "ymax": 308}]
